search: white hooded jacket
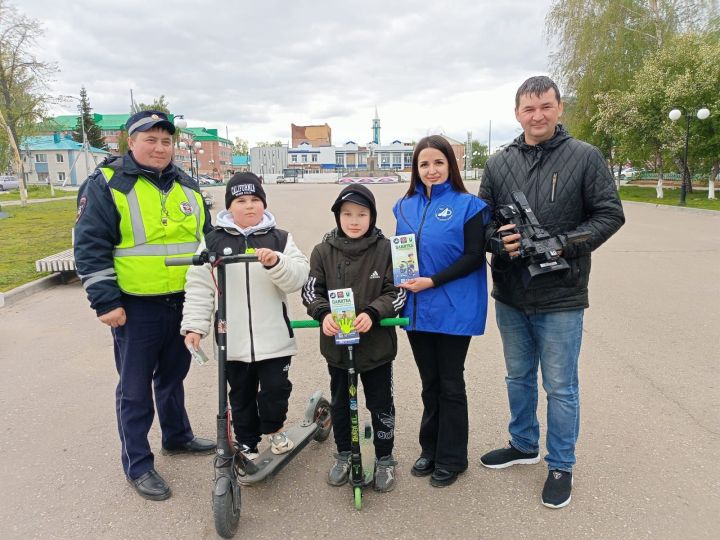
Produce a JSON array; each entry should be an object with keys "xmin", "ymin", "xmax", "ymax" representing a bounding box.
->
[{"xmin": 181, "ymin": 210, "xmax": 310, "ymax": 362}]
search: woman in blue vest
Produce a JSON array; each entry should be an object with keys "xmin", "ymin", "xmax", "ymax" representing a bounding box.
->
[{"xmin": 393, "ymin": 135, "xmax": 490, "ymax": 487}]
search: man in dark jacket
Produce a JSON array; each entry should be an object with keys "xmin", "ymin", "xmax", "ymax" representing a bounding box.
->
[
  {"xmin": 478, "ymin": 76, "xmax": 625, "ymax": 509},
  {"xmin": 74, "ymin": 110, "xmax": 215, "ymax": 501}
]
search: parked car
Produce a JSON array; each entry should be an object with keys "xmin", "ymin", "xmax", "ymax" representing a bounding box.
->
[{"xmin": 0, "ymin": 176, "xmax": 19, "ymax": 191}]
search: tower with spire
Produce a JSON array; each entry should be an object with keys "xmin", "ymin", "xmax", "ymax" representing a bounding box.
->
[{"xmin": 372, "ymin": 106, "xmax": 380, "ymax": 145}]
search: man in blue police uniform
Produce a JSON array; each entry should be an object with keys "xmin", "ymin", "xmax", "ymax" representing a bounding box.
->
[{"xmin": 74, "ymin": 110, "xmax": 215, "ymax": 501}]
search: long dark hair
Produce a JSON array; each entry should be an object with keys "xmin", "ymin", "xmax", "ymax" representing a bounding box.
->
[{"xmin": 405, "ymin": 135, "xmax": 467, "ymax": 197}]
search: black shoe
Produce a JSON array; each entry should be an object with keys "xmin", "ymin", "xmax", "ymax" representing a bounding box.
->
[
  {"xmin": 162, "ymin": 437, "xmax": 216, "ymax": 455},
  {"xmin": 480, "ymin": 441, "xmax": 540, "ymax": 469},
  {"xmin": 410, "ymin": 456, "xmax": 434, "ymax": 477},
  {"xmin": 429, "ymin": 468, "xmax": 461, "ymax": 487},
  {"xmin": 542, "ymin": 469, "xmax": 573, "ymax": 508},
  {"xmin": 127, "ymin": 469, "xmax": 171, "ymax": 501}
]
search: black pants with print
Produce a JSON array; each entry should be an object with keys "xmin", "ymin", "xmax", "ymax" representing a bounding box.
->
[
  {"xmin": 226, "ymin": 356, "xmax": 292, "ymax": 449},
  {"xmin": 407, "ymin": 331, "xmax": 472, "ymax": 472},
  {"xmin": 328, "ymin": 361, "xmax": 395, "ymax": 459}
]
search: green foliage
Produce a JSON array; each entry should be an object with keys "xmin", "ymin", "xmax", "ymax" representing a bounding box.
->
[
  {"xmin": 470, "ymin": 140, "xmax": 489, "ymax": 168},
  {"xmin": 0, "ymin": 199, "xmax": 76, "ymax": 291},
  {"xmin": 117, "ymin": 130, "xmax": 129, "ymax": 154},
  {"xmin": 71, "ymin": 86, "xmax": 106, "ymax": 150},
  {"xmin": 233, "ymin": 137, "xmax": 249, "ymax": 155},
  {"xmin": 0, "ymin": 184, "xmax": 75, "ymax": 202},
  {"xmin": 619, "ymin": 185, "xmax": 720, "ymax": 210},
  {"xmin": 138, "ymin": 95, "xmax": 170, "ymax": 114}
]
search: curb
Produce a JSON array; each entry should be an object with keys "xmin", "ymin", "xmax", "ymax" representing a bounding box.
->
[{"xmin": 0, "ymin": 273, "xmax": 77, "ymax": 309}]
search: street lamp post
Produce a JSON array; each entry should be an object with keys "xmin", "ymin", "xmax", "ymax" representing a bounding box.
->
[
  {"xmin": 179, "ymin": 141, "xmax": 203, "ymax": 181},
  {"xmin": 669, "ymin": 107, "xmax": 710, "ymax": 205}
]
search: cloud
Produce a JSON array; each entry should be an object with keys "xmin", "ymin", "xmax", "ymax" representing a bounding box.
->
[{"xmin": 25, "ymin": 0, "xmax": 553, "ymax": 147}]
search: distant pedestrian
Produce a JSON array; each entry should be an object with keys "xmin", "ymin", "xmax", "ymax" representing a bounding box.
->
[{"xmin": 74, "ymin": 110, "xmax": 216, "ymax": 501}]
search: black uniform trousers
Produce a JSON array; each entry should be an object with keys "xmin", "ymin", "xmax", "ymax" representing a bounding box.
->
[
  {"xmin": 407, "ymin": 331, "xmax": 472, "ymax": 472},
  {"xmin": 226, "ymin": 356, "xmax": 292, "ymax": 449},
  {"xmin": 328, "ymin": 361, "xmax": 395, "ymax": 459},
  {"xmin": 112, "ymin": 294, "xmax": 194, "ymax": 480}
]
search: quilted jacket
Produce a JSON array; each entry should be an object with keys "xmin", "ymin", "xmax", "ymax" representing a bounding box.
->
[{"xmin": 479, "ymin": 125, "xmax": 625, "ymax": 314}]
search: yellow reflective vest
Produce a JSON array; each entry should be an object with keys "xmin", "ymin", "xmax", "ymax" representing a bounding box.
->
[{"xmin": 101, "ymin": 167, "xmax": 204, "ymax": 295}]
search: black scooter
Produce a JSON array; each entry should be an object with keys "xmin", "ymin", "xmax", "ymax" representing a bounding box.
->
[{"xmin": 167, "ymin": 251, "xmax": 332, "ymax": 538}]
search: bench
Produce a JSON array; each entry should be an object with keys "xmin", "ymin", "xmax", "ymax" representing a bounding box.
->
[{"xmin": 35, "ymin": 248, "xmax": 77, "ymax": 283}]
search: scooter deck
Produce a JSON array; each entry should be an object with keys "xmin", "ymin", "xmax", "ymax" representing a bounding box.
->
[{"xmin": 237, "ymin": 423, "xmax": 317, "ymax": 485}]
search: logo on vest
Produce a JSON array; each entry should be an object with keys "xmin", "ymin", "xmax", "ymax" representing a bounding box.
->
[
  {"xmin": 179, "ymin": 201, "xmax": 193, "ymax": 215},
  {"xmin": 435, "ymin": 205, "xmax": 453, "ymax": 221}
]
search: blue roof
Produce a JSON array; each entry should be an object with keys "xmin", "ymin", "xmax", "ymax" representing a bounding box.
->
[
  {"xmin": 22, "ymin": 135, "xmax": 109, "ymax": 154},
  {"xmin": 232, "ymin": 155, "xmax": 249, "ymax": 166}
]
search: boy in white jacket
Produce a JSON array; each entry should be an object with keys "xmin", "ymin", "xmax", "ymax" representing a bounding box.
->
[{"xmin": 182, "ymin": 173, "xmax": 310, "ymax": 456}]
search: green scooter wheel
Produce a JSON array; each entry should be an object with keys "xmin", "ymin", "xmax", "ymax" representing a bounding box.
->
[{"xmin": 354, "ymin": 486, "xmax": 362, "ymax": 510}]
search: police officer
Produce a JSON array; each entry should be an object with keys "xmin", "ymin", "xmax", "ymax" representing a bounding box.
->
[{"xmin": 74, "ymin": 110, "xmax": 215, "ymax": 501}]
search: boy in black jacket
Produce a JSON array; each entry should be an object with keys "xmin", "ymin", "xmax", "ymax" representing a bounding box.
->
[{"xmin": 302, "ymin": 184, "xmax": 406, "ymax": 492}]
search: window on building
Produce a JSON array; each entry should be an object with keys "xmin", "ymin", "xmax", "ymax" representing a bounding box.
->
[
  {"xmin": 312, "ymin": 154, "xmax": 318, "ymax": 162},
  {"xmin": 336, "ymin": 154, "xmax": 344, "ymax": 166},
  {"xmin": 291, "ymin": 155, "xmax": 297, "ymax": 163},
  {"xmin": 58, "ymin": 172, "xmax": 66, "ymax": 182},
  {"xmin": 35, "ymin": 154, "xmax": 48, "ymax": 163},
  {"xmin": 301, "ymin": 154, "xmax": 307, "ymax": 163},
  {"xmin": 56, "ymin": 153, "xmax": 64, "ymax": 163}
]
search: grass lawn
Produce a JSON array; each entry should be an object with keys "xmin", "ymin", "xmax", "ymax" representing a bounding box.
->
[
  {"xmin": 0, "ymin": 200, "xmax": 76, "ymax": 292},
  {"xmin": 0, "ymin": 185, "xmax": 76, "ymax": 202},
  {"xmin": 619, "ymin": 185, "xmax": 720, "ymax": 211}
]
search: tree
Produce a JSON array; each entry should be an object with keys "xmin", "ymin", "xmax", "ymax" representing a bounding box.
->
[
  {"xmin": 117, "ymin": 130, "xmax": 129, "ymax": 155},
  {"xmin": 233, "ymin": 136, "xmax": 248, "ymax": 155},
  {"xmin": 469, "ymin": 140, "xmax": 489, "ymax": 169},
  {"xmin": 137, "ymin": 95, "xmax": 170, "ymax": 114},
  {"xmin": 255, "ymin": 140, "xmax": 284, "ymax": 147},
  {"xmin": 545, "ymin": 0, "xmax": 716, "ymax": 158},
  {"xmin": 71, "ymin": 86, "xmax": 106, "ymax": 150},
  {"xmin": 0, "ymin": 0, "xmax": 58, "ymax": 204}
]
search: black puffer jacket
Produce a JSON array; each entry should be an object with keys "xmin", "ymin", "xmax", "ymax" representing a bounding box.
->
[
  {"xmin": 479, "ymin": 125, "xmax": 625, "ymax": 314},
  {"xmin": 302, "ymin": 228, "xmax": 406, "ymax": 372}
]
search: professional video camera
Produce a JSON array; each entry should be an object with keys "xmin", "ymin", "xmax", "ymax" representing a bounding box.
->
[{"xmin": 489, "ymin": 191, "xmax": 591, "ymax": 287}]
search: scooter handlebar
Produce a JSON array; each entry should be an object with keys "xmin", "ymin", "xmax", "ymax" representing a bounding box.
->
[
  {"xmin": 164, "ymin": 252, "xmax": 260, "ymax": 267},
  {"xmin": 165, "ymin": 256, "xmax": 200, "ymax": 266},
  {"xmin": 291, "ymin": 317, "xmax": 409, "ymax": 328}
]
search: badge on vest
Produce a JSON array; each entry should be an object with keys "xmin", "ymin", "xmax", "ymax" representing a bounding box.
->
[{"xmin": 180, "ymin": 201, "xmax": 193, "ymax": 215}]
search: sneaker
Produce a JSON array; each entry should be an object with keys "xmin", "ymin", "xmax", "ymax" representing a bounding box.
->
[
  {"xmin": 373, "ymin": 455, "xmax": 398, "ymax": 492},
  {"xmin": 542, "ymin": 469, "xmax": 573, "ymax": 508},
  {"xmin": 268, "ymin": 432, "xmax": 294, "ymax": 455},
  {"xmin": 238, "ymin": 444, "xmax": 259, "ymax": 461},
  {"xmin": 480, "ymin": 441, "xmax": 540, "ymax": 469},
  {"xmin": 327, "ymin": 451, "xmax": 351, "ymax": 486}
]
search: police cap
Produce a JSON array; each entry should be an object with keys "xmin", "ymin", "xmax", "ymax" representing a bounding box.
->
[{"xmin": 126, "ymin": 110, "xmax": 176, "ymax": 136}]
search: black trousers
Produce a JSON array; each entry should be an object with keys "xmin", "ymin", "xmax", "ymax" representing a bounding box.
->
[
  {"xmin": 328, "ymin": 362, "xmax": 395, "ymax": 459},
  {"xmin": 226, "ymin": 357, "xmax": 292, "ymax": 449},
  {"xmin": 112, "ymin": 294, "xmax": 193, "ymax": 480},
  {"xmin": 407, "ymin": 331, "xmax": 472, "ymax": 472}
]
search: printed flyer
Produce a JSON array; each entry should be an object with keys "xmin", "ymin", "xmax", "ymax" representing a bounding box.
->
[
  {"xmin": 390, "ymin": 234, "xmax": 419, "ymax": 285},
  {"xmin": 329, "ymin": 288, "xmax": 360, "ymax": 345}
]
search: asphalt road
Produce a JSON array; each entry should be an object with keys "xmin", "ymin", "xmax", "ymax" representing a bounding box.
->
[{"xmin": 1, "ymin": 182, "xmax": 718, "ymax": 539}]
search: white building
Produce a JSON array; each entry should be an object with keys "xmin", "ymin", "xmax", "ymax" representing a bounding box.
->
[
  {"xmin": 21, "ymin": 134, "xmax": 110, "ymax": 186},
  {"xmin": 249, "ymin": 145, "xmax": 288, "ymax": 177}
]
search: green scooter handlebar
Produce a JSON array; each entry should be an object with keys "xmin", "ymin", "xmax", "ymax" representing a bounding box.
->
[{"xmin": 291, "ymin": 317, "xmax": 409, "ymax": 328}]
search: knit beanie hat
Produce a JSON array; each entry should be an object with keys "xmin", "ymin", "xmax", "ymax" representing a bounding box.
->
[
  {"xmin": 331, "ymin": 184, "xmax": 377, "ymax": 237},
  {"xmin": 225, "ymin": 172, "xmax": 266, "ymax": 209}
]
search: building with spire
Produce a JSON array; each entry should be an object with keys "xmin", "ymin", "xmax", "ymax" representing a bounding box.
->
[{"xmin": 372, "ymin": 106, "xmax": 380, "ymax": 145}]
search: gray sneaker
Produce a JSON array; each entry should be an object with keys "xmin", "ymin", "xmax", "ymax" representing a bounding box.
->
[
  {"xmin": 327, "ymin": 451, "xmax": 351, "ymax": 486},
  {"xmin": 373, "ymin": 454, "xmax": 398, "ymax": 492}
]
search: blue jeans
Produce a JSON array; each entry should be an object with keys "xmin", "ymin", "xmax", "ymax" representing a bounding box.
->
[{"xmin": 495, "ymin": 301, "xmax": 584, "ymax": 472}]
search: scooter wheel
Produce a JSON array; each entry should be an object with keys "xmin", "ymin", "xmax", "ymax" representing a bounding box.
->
[
  {"xmin": 313, "ymin": 397, "xmax": 332, "ymax": 442},
  {"xmin": 213, "ymin": 482, "xmax": 241, "ymax": 538},
  {"xmin": 354, "ymin": 486, "xmax": 363, "ymax": 510}
]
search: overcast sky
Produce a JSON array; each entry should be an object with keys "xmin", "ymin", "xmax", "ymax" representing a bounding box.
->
[{"xmin": 25, "ymin": 0, "xmax": 556, "ymax": 149}]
